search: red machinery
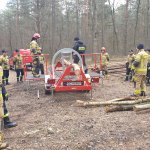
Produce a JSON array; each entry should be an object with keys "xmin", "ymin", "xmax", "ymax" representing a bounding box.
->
[
  {"xmin": 45, "ymin": 48, "xmax": 100, "ymax": 94},
  {"xmin": 9, "ymin": 49, "xmax": 32, "ymax": 70},
  {"xmin": 23, "ymin": 54, "xmax": 49, "ymax": 81}
]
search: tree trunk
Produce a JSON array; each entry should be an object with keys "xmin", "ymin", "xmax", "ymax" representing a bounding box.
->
[
  {"xmin": 76, "ymin": 0, "xmax": 80, "ymax": 36},
  {"xmin": 134, "ymin": 103, "xmax": 150, "ymax": 111},
  {"xmin": 123, "ymin": 0, "xmax": 129, "ymax": 55},
  {"xmin": 146, "ymin": 0, "xmax": 150, "ymax": 46},
  {"xmin": 108, "ymin": 0, "xmax": 119, "ymax": 53},
  {"xmin": 51, "ymin": 0, "xmax": 56, "ymax": 53},
  {"xmin": 133, "ymin": 0, "xmax": 141, "ymax": 46},
  {"xmin": 105, "ymin": 105, "xmax": 133, "ymax": 113},
  {"xmin": 76, "ymin": 98, "xmax": 150, "ymax": 107}
]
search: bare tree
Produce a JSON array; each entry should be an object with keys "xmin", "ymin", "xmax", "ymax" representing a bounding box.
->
[{"xmin": 133, "ymin": 0, "xmax": 141, "ymax": 46}]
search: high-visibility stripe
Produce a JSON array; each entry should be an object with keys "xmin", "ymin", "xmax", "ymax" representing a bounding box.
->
[{"xmin": 3, "ymin": 113, "xmax": 9, "ymax": 118}]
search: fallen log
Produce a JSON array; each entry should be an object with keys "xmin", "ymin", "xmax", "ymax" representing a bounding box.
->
[
  {"xmin": 134, "ymin": 103, "xmax": 150, "ymax": 112},
  {"xmin": 105, "ymin": 105, "xmax": 133, "ymax": 113},
  {"xmin": 76, "ymin": 98, "xmax": 150, "ymax": 107},
  {"xmin": 107, "ymin": 97, "xmax": 138, "ymax": 103}
]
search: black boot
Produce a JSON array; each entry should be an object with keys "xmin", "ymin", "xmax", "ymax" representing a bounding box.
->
[
  {"xmin": 20, "ymin": 76, "xmax": 23, "ymax": 82},
  {"xmin": 4, "ymin": 117, "xmax": 17, "ymax": 128},
  {"xmin": 124, "ymin": 76, "xmax": 128, "ymax": 81},
  {"xmin": 140, "ymin": 91, "xmax": 146, "ymax": 96},
  {"xmin": 6, "ymin": 79, "xmax": 10, "ymax": 85},
  {"xmin": 2, "ymin": 80, "xmax": 5, "ymax": 86}
]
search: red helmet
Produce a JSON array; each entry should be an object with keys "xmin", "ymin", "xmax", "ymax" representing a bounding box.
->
[
  {"xmin": 101, "ymin": 47, "xmax": 106, "ymax": 52},
  {"xmin": 33, "ymin": 33, "xmax": 40, "ymax": 39}
]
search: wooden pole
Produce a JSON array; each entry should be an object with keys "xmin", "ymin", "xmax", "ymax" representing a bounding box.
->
[
  {"xmin": 105, "ymin": 105, "xmax": 133, "ymax": 113},
  {"xmin": 76, "ymin": 98, "xmax": 150, "ymax": 107},
  {"xmin": 134, "ymin": 103, "xmax": 150, "ymax": 112}
]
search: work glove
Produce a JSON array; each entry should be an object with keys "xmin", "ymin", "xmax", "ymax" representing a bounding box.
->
[
  {"xmin": 133, "ymin": 61, "xmax": 140, "ymax": 67},
  {"xmin": 31, "ymin": 49, "xmax": 36, "ymax": 54}
]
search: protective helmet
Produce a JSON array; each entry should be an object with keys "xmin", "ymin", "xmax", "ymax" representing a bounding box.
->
[
  {"xmin": 128, "ymin": 49, "xmax": 133, "ymax": 53},
  {"xmin": 137, "ymin": 44, "xmax": 144, "ymax": 50},
  {"xmin": 33, "ymin": 33, "xmax": 40, "ymax": 39},
  {"xmin": 74, "ymin": 37, "xmax": 80, "ymax": 41},
  {"xmin": 101, "ymin": 47, "xmax": 106, "ymax": 51},
  {"xmin": 2, "ymin": 49, "xmax": 6, "ymax": 53},
  {"xmin": 15, "ymin": 49, "xmax": 19, "ymax": 52}
]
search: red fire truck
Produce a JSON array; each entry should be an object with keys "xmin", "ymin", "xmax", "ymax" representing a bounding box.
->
[{"xmin": 9, "ymin": 49, "xmax": 32, "ymax": 69}]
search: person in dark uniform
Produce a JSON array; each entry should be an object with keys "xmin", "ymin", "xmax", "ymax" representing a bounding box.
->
[{"xmin": 73, "ymin": 37, "xmax": 88, "ymax": 73}]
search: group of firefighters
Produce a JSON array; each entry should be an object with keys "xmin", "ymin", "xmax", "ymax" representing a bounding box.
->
[
  {"xmin": 125, "ymin": 44, "xmax": 150, "ymax": 97},
  {"xmin": 0, "ymin": 32, "xmax": 149, "ymax": 148},
  {"xmin": 0, "ymin": 33, "xmax": 45, "ymax": 149}
]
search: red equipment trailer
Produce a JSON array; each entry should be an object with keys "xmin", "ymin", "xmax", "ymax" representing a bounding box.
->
[
  {"xmin": 9, "ymin": 49, "xmax": 32, "ymax": 70},
  {"xmin": 45, "ymin": 48, "xmax": 100, "ymax": 94}
]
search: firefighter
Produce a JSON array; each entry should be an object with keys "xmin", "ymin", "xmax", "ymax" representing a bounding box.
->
[
  {"xmin": 101, "ymin": 47, "xmax": 110, "ymax": 76},
  {"xmin": 131, "ymin": 44, "xmax": 149, "ymax": 96},
  {"xmin": 73, "ymin": 37, "xmax": 88, "ymax": 73},
  {"xmin": 13, "ymin": 49, "xmax": 24, "ymax": 82},
  {"xmin": 0, "ymin": 50, "xmax": 10, "ymax": 85},
  {"xmin": 39, "ymin": 52, "xmax": 44, "ymax": 75},
  {"xmin": 30, "ymin": 33, "xmax": 41, "ymax": 78},
  {"xmin": 2, "ymin": 84, "xmax": 17, "ymax": 128},
  {"xmin": 146, "ymin": 49, "xmax": 150, "ymax": 85},
  {"xmin": 0, "ymin": 66, "xmax": 9, "ymax": 149},
  {"xmin": 125, "ymin": 50, "xmax": 135, "ymax": 81}
]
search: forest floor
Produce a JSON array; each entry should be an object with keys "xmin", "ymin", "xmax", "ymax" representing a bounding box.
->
[{"xmin": 4, "ymin": 59, "xmax": 150, "ymax": 150}]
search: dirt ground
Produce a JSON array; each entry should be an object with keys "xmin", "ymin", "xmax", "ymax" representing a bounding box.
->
[{"xmin": 4, "ymin": 66, "xmax": 150, "ymax": 150}]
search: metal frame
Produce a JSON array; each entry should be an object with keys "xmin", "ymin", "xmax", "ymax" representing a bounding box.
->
[
  {"xmin": 23, "ymin": 54, "xmax": 49, "ymax": 81},
  {"xmin": 45, "ymin": 48, "xmax": 102, "ymax": 94}
]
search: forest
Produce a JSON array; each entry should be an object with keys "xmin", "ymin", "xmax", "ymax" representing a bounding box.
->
[{"xmin": 0, "ymin": 0, "xmax": 149, "ymax": 57}]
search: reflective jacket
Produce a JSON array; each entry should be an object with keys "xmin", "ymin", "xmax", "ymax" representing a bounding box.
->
[
  {"xmin": 102, "ymin": 52, "xmax": 109, "ymax": 66},
  {"xmin": 127, "ymin": 54, "xmax": 135, "ymax": 68},
  {"xmin": 73, "ymin": 40, "xmax": 86, "ymax": 54},
  {"xmin": 13, "ymin": 54, "xmax": 23, "ymax": 69},
  {"xmin": 134, "ymin": 49, "xmax": 149, "ymax": 75},
  {"xmin": 39, "ymin": 55, "xmax": 44, "ymax": 64},
  {"xmin": 30, "ymin": 40, "xmax": 41, "ymax": 55},
  {"xmin": 0, "ymin": 55, "xmax": 9, "ymax": 70}
]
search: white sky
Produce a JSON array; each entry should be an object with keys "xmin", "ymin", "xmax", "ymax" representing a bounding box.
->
[
  {"xmin": 0, "ymin": 0, "xmax": 8, "ymax": 10},
  {"xmin": 0, "ymin": 0, "xmax": 126, "ymax": 10}
]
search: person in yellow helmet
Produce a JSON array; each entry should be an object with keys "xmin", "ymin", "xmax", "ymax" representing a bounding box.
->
[
  {"xmin": 101, "ymin": 47, "xmax": 110, "ymax": 76},
  {"xmin": 0, "ymin": 66, "xmax": 8, "ymax": 149},
  {"xmin": 131, "ymin": 44, "xmax": 149, "ymax": 96},
  {"xmin": 30, "ymin": 33, "xmax": 41, "ymax": 78}
]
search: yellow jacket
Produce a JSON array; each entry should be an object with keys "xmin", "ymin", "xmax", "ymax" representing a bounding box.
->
[
  {"xmin": 30, "ymin": 40, "xmax": 41, "ymax": 55},
  {"xmin": 13, "ymin": 54, "xmax": 23, "ymax": 69},
  {"xmin": 0, "ymin": 55, "xmax": 10, "ymax": 70},
  {"xmin": 102, "ymin": 52, "xmax": 109, "ymax": 66},
  {"xmin": 39, "ymin": 55, "xmax": 44, "ymax": 64},
  {"xmin": 127, "ymin": 54, "xmax": 135, "ymax": 68},
  {"xmin": 134, "ymin": 49, "xmax": 149, "ymax": 75}
]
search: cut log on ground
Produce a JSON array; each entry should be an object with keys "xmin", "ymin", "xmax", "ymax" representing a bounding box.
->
[
  {"xmin": 76, "ymin": 98, "xmax": 150, "ymax": 107},
  {"xmin": 107, "ymin": 97, "xmax": 138, "ymax": 103},
  {"xmin": 105, "ymin": 105, "xmax": 133, "ymax": 113},
  {"xmin": 134, "ymin": 103, "xmax": 150, "ymax": 112}
]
